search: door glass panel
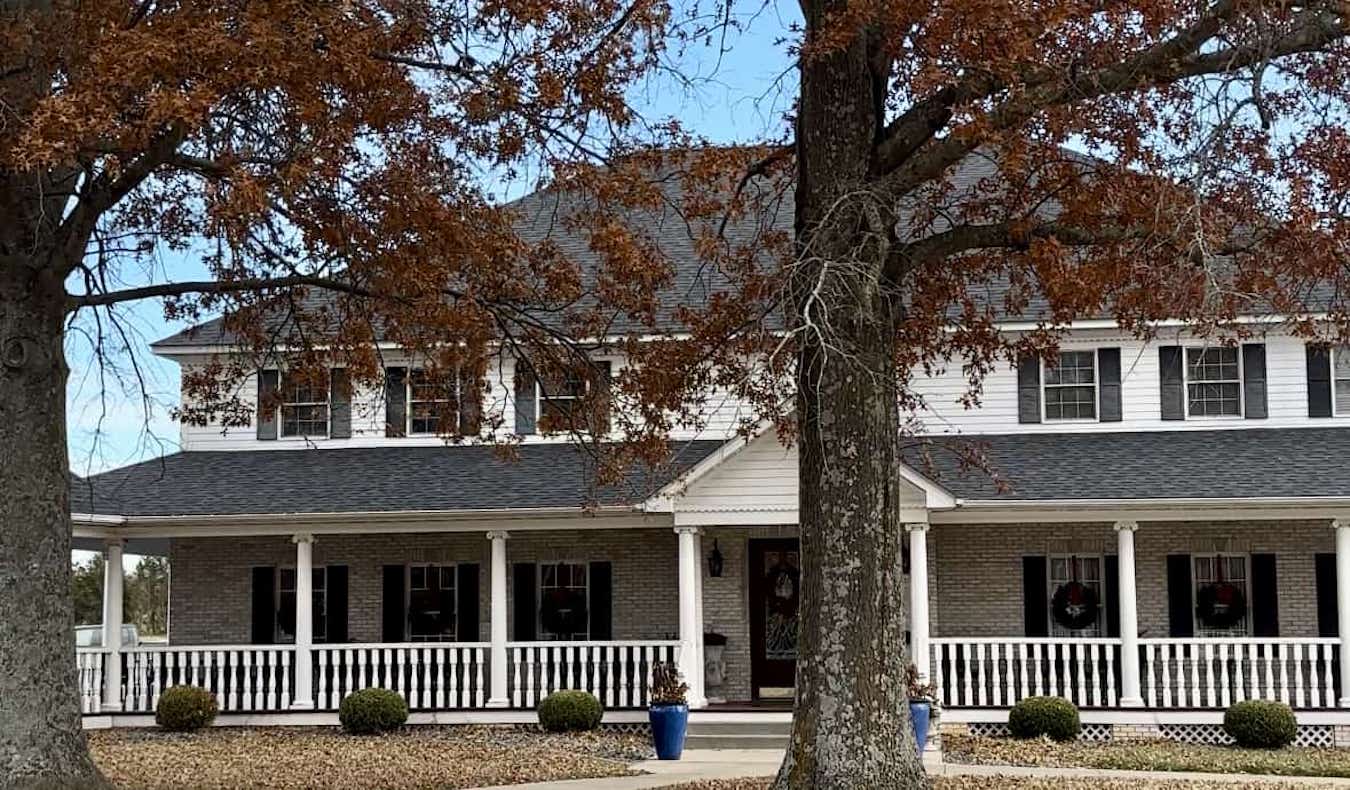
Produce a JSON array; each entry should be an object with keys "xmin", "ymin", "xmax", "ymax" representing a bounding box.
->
[{"xmin": 762, "ymin": 549, "xmax": 801, "ymax": 661}]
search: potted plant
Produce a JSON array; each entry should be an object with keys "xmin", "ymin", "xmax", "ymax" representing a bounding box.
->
[
  {"xmin": 906, "ymin": 663, "xmax": 940, "ymax": 756},
  {"xmin": 648, "ymin": 661, "xmax": 689, "ymax": 760}
]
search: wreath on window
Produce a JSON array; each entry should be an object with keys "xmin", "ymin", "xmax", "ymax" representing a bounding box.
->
[
  {"xmin": 540, "ymin": 588, "xmax": 588, "ymax": 635},
  {"xmin": 1051, "ymin": 581, "xmax": 1100, "ymax": 631},
  {"xmin": 766, "ymin": 563, "xmax": 800, "ymax": 617},
  {"xmin": 1196, "ymin": 582, "xmax": 1247, "ymax": 630}
]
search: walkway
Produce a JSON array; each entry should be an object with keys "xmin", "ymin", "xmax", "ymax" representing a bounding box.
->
[{"xmin": 469, "ymin": 749, "xmax": 1350, "ymax": 789}]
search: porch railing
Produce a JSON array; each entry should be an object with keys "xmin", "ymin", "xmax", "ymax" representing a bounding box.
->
[
  {"xmin": 930, "ymin": 637, "xmax": 1123, "ymax": 708},
  {"xmin": 507, "ymin": 640, "xmax": 681, "ymax": 709},
  {"xmin": 1140, "ymin": 638, "xmax": 1341, "ymax": 709},
  {"xmin": 312, "ymin": 643, "xmax": 489, "ymax": 710},
  {"xmin": 123, "ymin": 645, "xmax": 296, "ymax": 713},
  {"xmin": 77, "ymin": 649, "xmax": 106, "ymax": 714}
]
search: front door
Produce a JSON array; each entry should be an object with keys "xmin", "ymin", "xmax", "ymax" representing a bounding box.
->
[{"xmin": 749, "ymin": 538, "xmax": 801, "ymax": 701}]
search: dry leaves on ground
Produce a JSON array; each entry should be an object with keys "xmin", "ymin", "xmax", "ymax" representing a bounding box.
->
[
  {"xmin": 89, "ymin": 726, "xmax": 649, "ymax": 789},
  {"xmin": 663, "ymin": 779, "xmax": 1315, "ymax": 789},
  {"xmin": 943, "ymin": 733, "xmax": 1350, "ymax": 778}
]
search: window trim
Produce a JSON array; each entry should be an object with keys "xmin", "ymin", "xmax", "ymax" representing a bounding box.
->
[
  {"xmin": 277, "ymin": 371, "xmax": 331, "ymax": 440},
  {"xmin": 536, "ymin": 560, "xmax": 591, "ymax": 641},
  {"xmin": 275, "ymin": 566, "xmax": 328, "ymax": 644},
  {"xmin": 1183, "ymin": 345, "xmax": 1245, "ymax": 420},
  {"xmin": 1046, "ymin": 553, "xmax": 1108, "ymax": 638},
  {"xmin": 1332, "ymin": 347, "xmax": 1350, "ymax": 417},
  {"xmin": 404, "ymin": 562, "xmax": 459, "ymax": 643},
  {"xmin": 407, "ymin": 368, "xmax": 462, "ymax": 437},
  {"xmin": 1040, "ymin": 350, "xmax": 1100, "ymax": 423},
  {"xmin": 1190, "ymin": 552, "xmax": 1252, "ymax": 637}
]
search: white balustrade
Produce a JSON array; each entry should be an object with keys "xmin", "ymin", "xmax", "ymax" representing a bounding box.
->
[
  {"xmin": 507, "ymin": 640, "xmax": 681, "ymax": 709},
  {"xmin": 1140, "ymin": 638, "xmax": 1339, "ymax": 709},
  {"xmin": 77, "ymin": 649, "xmax": 106, "ymax": 714},
  {"xmin": 311, "ymin": 643, "xmax": 489, "ymax": 710},
  {"xmin": 113, "ymin": 645, "xmax": 296, "ymax": 713},
  {"xmin": 929, "ymin": 638, "xmax": 1123, "ymax": 708}
]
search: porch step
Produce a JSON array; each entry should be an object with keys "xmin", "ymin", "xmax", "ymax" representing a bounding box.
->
[{"xmin": 685, "ymin": 733, "xmax": 790, "ymax": 750}]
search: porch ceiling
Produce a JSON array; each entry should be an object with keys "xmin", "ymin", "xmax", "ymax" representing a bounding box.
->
[{"xmin": 70, "ymin": 441, "xmax": 723, "ymax": 518}]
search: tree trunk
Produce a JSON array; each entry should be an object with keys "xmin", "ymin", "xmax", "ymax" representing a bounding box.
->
[
  {"xmin": 0, "ymin": 258, "xmax": 106, "ymax": 787},
  {"xmin": 773, "ymin": 3, "xmax": 925, "ymax": 787}
]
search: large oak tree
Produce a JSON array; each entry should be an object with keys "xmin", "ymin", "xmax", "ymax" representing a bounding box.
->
[{"xmin": 5, "ymin": 0, "xmax": 1350, "ymax": 787}]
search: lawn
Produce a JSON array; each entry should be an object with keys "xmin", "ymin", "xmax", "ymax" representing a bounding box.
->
[
  {"xmin": 88, "ymin": 726, "xmax": 650, "ymax": 789},
  {"xmin": 943, "ymin": 733, "xmax": 1350, "ymax": 778}
]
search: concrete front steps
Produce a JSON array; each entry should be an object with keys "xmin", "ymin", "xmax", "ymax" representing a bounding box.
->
[{"xmin": 685, "ymin": 716, "xmax": 792, "ymax": 750}]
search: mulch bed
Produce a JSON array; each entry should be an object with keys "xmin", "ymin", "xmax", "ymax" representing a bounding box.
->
[
  {"xmin": 89, "ymin": 726, "xmax": 650, "ymax": 789},
  {"xmin": 942, "ymin": 733, "xmax": 1350, "ymax": 778}
]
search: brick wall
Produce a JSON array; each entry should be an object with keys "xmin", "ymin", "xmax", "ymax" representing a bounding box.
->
[
  {"xmin": 169, "ymin": 529, "xmax": 683, "ymax": 645},
  {"xmin": 930, "ymin": 520, "xmax": 1335, "ymax": 638}
]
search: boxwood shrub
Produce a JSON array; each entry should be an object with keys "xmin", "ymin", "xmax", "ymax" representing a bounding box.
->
[
  {"xmin": 339, "ymin": 688, "xmax": 409, "ymax": 735},
  {"xmin": 1007, "ymin": 696, "xmax": 1080, "ymax": 742},
  {"xmin": 155, "ymin": 685, "xmax": 219, "ymax": 732},
  {"xmin": 537, "ymin": 690, "xmax": 604, "ymax": 732},
  {"xmin": 1223, "ymin": 700, "xmax": 1297, "ymax": 749}
]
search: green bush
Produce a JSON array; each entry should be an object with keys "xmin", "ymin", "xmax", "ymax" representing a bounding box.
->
[
  {"xmin": 1007, "ymin": 696, "xmax": 1080, "ymax": 742},
  {"xmin": 339, "ymin": 688, "xmax": 409, "ymax": 735},
  {"xmin": 537, "ymin": 690, "xmax": 604, "ymax": 732},
  {"xmin": 155, "ymin": 685, "xmax": 219, "ymax": 732},
  {"xmin": 1224, "ymin": 700, "xmax": 1297, "ymax": 749}
]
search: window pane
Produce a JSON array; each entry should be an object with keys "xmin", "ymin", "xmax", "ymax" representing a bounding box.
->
[
  {"xmin": 1044, "ymin": 351, "xmax": 1095, "ymax": 386},
  {"xmin": 408, "ymin": 564, "xmax": 457, "ymax": 641},
  {"xmin": 1045, "ymin": 385, "xmax": 1096, "ymax": 420},
  {"xmin": 1187, "ymin": 347, "xmax": 1239, "ymax": 382},
  {"xmin": 1336, "ymin": 381, "xmax": 1350, "ymax": 414},
  {"xmin": 411, "ymin": 566, "xmax": 426, "ymax": 590},
  {"xmin": 1188, "ymin": 382, "xmax": 1241, "ymax": 416}
]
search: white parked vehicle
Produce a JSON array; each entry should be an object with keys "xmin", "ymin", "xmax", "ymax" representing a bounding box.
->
[{"xmin": 75, "ymin": 624, "xmax": 140, "ymax": 648}]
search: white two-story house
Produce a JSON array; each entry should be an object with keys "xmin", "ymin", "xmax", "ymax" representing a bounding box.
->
[{"xmin": 69, "ymin": 175, "xmax": 1350, "ymax": 747}]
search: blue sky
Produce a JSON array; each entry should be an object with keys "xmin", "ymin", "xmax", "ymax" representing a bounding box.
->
[{"xmin": 64, "ymin": 9, "xmax": 798, "ymax": 476}]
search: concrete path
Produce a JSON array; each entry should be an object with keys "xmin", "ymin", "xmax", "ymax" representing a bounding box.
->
[{"xmin": 471, "ymin": 749, "xmax": 1350, "ymax": 789}]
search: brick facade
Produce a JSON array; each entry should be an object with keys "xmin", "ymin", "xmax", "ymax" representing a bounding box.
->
[{"xmin": 168, "ymin": 518, "xmax": 1337, "ymax": 703}]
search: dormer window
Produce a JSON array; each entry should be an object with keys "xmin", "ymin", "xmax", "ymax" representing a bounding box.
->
[
  {"xmin": 280, "ymin": 376, "xmax": 330, "ymax": 438},
  {"xmin": 1042, "ymin": 351, "xmax": 1098, "ymax": 421}
]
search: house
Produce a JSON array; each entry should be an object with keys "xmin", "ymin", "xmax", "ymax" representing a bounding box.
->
[{"xmin": 69, "ymin": 172, "xmax": 1350, "ymax": 748}]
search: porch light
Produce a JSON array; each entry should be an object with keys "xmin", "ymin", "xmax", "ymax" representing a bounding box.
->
[{"xmin": 707, "ymin": 540, "xmax": 724, "ymax": 578}]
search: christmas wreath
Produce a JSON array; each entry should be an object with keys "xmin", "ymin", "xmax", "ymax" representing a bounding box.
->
[
  {"xmin": 1051, "ymin": 581, "xmax": 1099, "ymax": 631},
  {"xmin": 766, "ymin": 564, "xmax": 799, "ymax": 617},
  {"xmin": 1196, "ymin": 582, "xmax": 1247, "ymax": 629},
  {"xmin": 540, "ymin": 588, "xmax": 588, "ymax": 635}
]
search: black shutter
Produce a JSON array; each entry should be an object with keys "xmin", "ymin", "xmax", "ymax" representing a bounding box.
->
[
  {"xmin": 1317, "ymin": 553, "xmax": 1339, "ymax": 637},
  {"xmin": 593, "ymin": 361, "xmax": 613, "ymax": 434},
  {"xmin": 513, "ymin": 563, "xmax": 537, "ymax": 640},
  {"xmin": 1167, "ymin": 554, "xmax": 1194, "ymax": 637},
  {"xmin": 1017, "ymin": 356, "xmax": 1041, "ymax": 424},
  {"xmin": 1251, "ymin": 553, "xmax": 1280, "ymax": 637},
  {"xmin": 1308, "ymin": 345, "xmax": 1333, "ymax": 418},
  {"xmin": 1022, "ymin": 556, "xmax": 1049, "ymax": 637},
  {"xmin": 1104, "ymin": 555, "xmax": 1121, "ymax": 638},
  {"xmin": 381, "ymin": 565, "xmax": 406, "ymax": 641},
  {"xmin": 251, "ymin": 566, "xmax": 276, "ymax": 644},
  {"xmin": 326, "ymin": 565, "xmax": 349, "ymax": 643},
  {"xmin": 1098, "ymin": 348, "xmax": 1122, "ymax": 422},
  {"xmin": 1242, "ymin": 344, "xmax": 1268, "ymax": 419},
  {"xmin": 457, "ymin": 564, "xmax": 480, "ymax": 641},
  {"xmin": 589, "ymin": 561, "xmax": 613, "ymax": 640},
  {"xmin": 384, "ymin": 367, "xmax": 407, "ymax": 437},
  {"xmin": 514, "ymin": 363, "xmax": 537, "ymax": 435},
  {"xmin": 458, "ymin": 368, "xmax": 482, "ymax": 435},
  {"xmin": 257, "ymin": 370, "xmax": 279, "ymax": 440},
  {"xmin": 330, "ymin": 369, "xmax": 352, "ymax": 439},
  {"xmin": 1159, "ymin": 346, "xmax": 1185, "ymax": 420}
]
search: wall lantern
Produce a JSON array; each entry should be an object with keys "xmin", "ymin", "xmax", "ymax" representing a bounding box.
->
[{"xmin": 707, "ymin": 539, "xmax": 724, "ymax": 578}]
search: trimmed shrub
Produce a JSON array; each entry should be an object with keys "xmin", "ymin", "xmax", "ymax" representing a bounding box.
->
[
  {"xmin": 537, "ymin": 690, "xmax": 604, "ymax": 732},
  {"xmin": 1007, "ymin": 696, "xmax": 1080, "ymax": 742},
  {"xmin": 339, "ymin": 688, "xmax": 409, "ymax": 735},
  {"xmin": 155, "ymin": 685, "xmax": 219, "ymax": 732},
  {"xmin": 1224, "ymin": 700, "xmax": 1297, "ymax": 749}
]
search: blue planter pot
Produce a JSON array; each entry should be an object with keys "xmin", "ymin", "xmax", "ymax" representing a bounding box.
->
[
  {"xmin": 910, "ymin": 701, "xmax": 931, "ymax": 756},
  {"xmin": 649, "ymin": 703, "xmax": 689, "ymax": 760}
]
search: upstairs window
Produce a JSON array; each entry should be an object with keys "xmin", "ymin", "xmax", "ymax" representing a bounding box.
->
[
  {"xmin": 1335, "ymin": 348, "xmax": 1350, "ymax": 415},
  {"xmin": 1186, "ymin": 347, "xmax": 1242, "ymax": 417},
  {"xmin": 409, "ymin": 370, "xmax": 464, "ymax": 435},
  {"xmin": 407, "ymin": 564, "xmax": 457, "ymax": 642},
  {"xmin": 538, "ymin": 370, "xmax": 589, "ymax": 432},
  {"xmin": 281, "ymin": 375, "xmax": 329, "ymax": 437},
  {"xmin": 1042, "ymin": 351, "xmax": 1097, "ymax": 421}
]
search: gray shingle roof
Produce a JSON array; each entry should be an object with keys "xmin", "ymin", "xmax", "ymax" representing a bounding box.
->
[
  {"xmin": 70, "ymin": 441, "xmax": 724, "ymax": 517},
  {"xmin": 911, "ymin": 427, "xmax": 1350, "ymax": 501}
]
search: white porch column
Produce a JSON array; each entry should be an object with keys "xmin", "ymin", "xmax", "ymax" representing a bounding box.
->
[
  {"xmin": 101, "ymin": 538, "xmax": 125, "ymax": 712},
  {"xmin": 1335, "ymin": 520, "xmax": 1350, "ymax": 708},
  {"xmin": 692, "ymin": 530, "xmax": 707, "ymax": 707},
  {"xmin": 290, "ymin": 533, "xmax": 315, "ymax": 710},
  {"xmin": 1115, "ymin": 520, "xmax": 1144, "ymax": 707},
  {"xmin": 906, "ymin": 524, "xmax": 931, "ymax": 681},
  {"xmin": 487, "ymin": 530, "xmax": 511, "ymax": 708},
  {"xmin": 675, "ymin": 526, "xmax": 707, "ymax": 707}
]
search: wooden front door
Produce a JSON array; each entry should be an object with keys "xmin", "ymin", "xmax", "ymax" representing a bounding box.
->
[{"xmin": 749, "ymin": 538, "xmax": 801, "ymax": 700}]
